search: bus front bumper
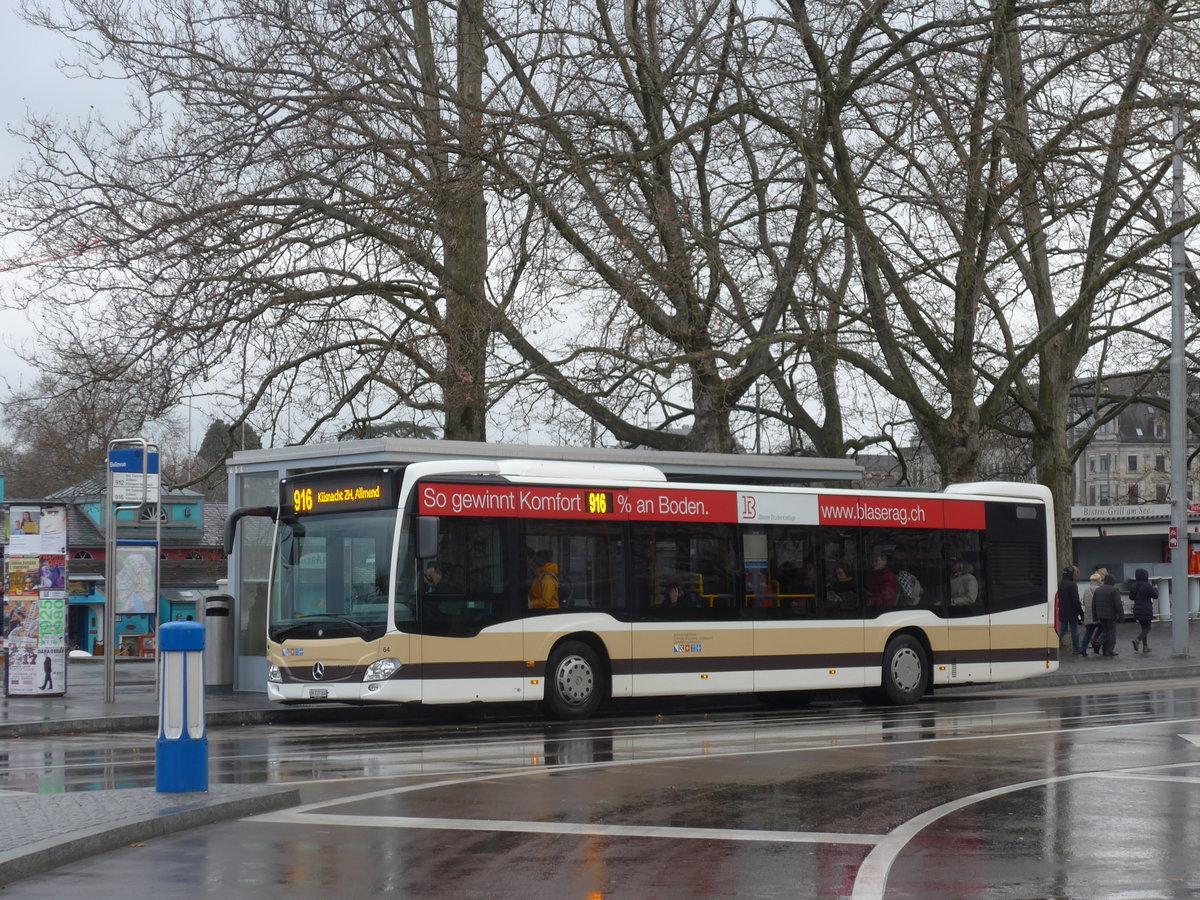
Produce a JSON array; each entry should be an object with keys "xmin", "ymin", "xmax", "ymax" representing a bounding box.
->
[{"xmin": 267, "ymin": 679, "xmax": 421, "ymax": 704}]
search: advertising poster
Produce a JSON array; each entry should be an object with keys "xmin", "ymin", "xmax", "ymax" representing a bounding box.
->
[
  {"xmin": 6, "ymin": 557, "xmax": 39, "ymax": 600},
  {"xmin": 4, "ymin": 503, "xmax": 69, "ymax": 696},
  {"xmin": 39, "ymin": 555, "xmax": 67, "ymax": 594},
  {"xmin": 39, "ymin": 506, "xmax": 67, "ymax": 556},
  {"xmin": 8, "ymin": 505, "xmax": 40, "ymax": 556}
]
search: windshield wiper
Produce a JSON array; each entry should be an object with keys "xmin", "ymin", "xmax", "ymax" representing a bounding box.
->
[
  {"xmin": 320, "ymin": 614, "xmax": 368, "ymax": 636},
  {"xmin": 271, "ymin": 614, "xmax": 368, "ymax": 640}
]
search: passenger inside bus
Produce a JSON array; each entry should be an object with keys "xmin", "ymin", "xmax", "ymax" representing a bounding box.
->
[
  {"xmin": 949, "ymin": 558, "xmax": 979, "ymax": 610},
  {"xmin": 826, "ymin": 564, "xmax": 857, "ymax": 612},
  {"xmin": 656, "ymin": 581, "xmax": 699, "ymax": 614},
  {"xmin": 867, "ymin": 553, "xmax": 899, "ymax": 610},
  {"xmin": 527, "ymin": 550, "xmax": 560, "ymax": 609}
]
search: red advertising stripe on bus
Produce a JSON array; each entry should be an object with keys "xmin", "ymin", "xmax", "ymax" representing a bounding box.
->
[
  {"xmin": 418, "ymin": 484, "xmax": 622, "ymax": 520},
  {"xmin": 942, "ymin": 499, "xmax": 986, "ymax": 530},
  {"xmin": 817, "ymin": 495, "xmax": 983, "ymax": 530},
  {"xmin": 625, "ymin": 488, "xmax": 739, "ymax": 523}
]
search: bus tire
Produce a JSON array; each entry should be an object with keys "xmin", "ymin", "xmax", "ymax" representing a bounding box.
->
[
  {"xmin": 542, "ymin": 640, "xmax": 605, "ymax": 719},
  {"xmin": 881, "ymin": 634, "xmax": 928, "ymax": 705}
]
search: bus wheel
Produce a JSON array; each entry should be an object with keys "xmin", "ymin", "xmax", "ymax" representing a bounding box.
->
[
  {"xmin": 881, "ymin": 634, "xmax": 928, "ymax": 705},
  {"xmin": 542, "ymin": 641, "xmax": 604, "ymax": 719}
]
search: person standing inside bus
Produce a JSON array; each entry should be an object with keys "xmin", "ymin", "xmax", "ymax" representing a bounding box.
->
[
  {"xmin": 528, "ymin": 551, "xmax": 560, "ymax": 609},
  {"xmin": 866, "ymin": 553, "xmax": 898, "ymax": 611},
  {"xmin": 1091, "ymin": 573, "xmax": 1123, "ymax": 657}
]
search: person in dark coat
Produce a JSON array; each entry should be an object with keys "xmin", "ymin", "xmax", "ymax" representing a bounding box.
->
[
  {"xmin": 1128, "ymin": 568, "xmax": 1159, "ymax": 654},
  {"xmin": 1057, "ymin": 566, "xmax": 1084, "ymax": 654},
  {"xmin": 1091, "ymin": 573, "xmax": 1123, "ymax": 657}
]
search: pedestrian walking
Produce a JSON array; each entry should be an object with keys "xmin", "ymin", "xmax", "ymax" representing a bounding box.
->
[
  {"xmin": 1129, "ymin": 568, "xmax": 1159, "ymax": 654},
  {"xmin": 1079, "ymin": 568, "xmax": 1107, "ymax": 657},
  {"xmin": 1057, "ymin": 566, "xmax": 1084, "ymax": 654},
  {"xmin": 1091, "ymin": 573, "xmax": 1123, "ymax": 657}
]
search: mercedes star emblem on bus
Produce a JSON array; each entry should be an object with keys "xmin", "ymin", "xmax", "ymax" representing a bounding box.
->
[{"xmin": 312, "ymin": 662, "xmax": 325, "ymax": 681}]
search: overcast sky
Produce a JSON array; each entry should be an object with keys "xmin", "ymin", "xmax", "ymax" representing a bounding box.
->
[{"xmin": 0, "ymin": 4, "xmax": 127, "ymax": 393}]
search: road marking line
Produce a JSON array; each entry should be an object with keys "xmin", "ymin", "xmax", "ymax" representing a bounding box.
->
[
  {"xmin": 851, "ymin": 760, "xmax": 1200, "ymax": 900},
  {"xmin": 851, "ymin": 773, "xmax": 1091, "ymax": 900},
  {"xmin": 250, "ymin": 810, "xmax": 884, "ymax": 845},
  {"xmin": 1100, "ymin": 772, "xmax": 1200, "ymax": 785}
]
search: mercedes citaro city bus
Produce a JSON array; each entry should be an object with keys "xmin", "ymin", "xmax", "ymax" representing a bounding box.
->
[{"xmin": 225, "ymin": 458, "xmax": 1058, "ymax": 718}]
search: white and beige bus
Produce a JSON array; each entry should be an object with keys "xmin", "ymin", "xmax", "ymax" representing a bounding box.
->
[{"xmin": 229, "ymin": 459, "xmax": 1058, "ymax": 718}]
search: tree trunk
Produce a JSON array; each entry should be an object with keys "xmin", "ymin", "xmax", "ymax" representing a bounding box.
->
[{"xmin": 438, "ymin": 0, "xmax": 490, "ymax": 442}]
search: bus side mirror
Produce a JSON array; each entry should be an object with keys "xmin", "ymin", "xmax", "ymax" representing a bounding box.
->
[
  {"xmin": 416, "ymin": 516, "xmax": 440, "ymax": 560},
  {"xmin": 224, "ymin": 506, "xmax": 278, "ymax": 556}
]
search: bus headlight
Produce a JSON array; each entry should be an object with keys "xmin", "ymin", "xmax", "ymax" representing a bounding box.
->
[
  {"xmin": 364, "ymin": 658, "xmax": 402, "ymax": 681},
  {"xmin": 267, "ymin": 664, "xmax": 282, "ymax": 683}
]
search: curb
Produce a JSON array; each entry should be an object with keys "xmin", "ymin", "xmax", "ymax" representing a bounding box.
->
[{"xmin": 0, "ymin": 784, "xmax": 301, "ymax": 887}]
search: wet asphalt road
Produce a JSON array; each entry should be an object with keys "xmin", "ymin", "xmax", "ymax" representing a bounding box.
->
[{"xmin": 4, "ymin": 679, "xmax": 1200, "ymax": 899}]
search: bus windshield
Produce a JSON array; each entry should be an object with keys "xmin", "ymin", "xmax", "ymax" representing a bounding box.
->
[{"xmin": 268, "ymin": 509, "xmax": 396, "ymax": 642}]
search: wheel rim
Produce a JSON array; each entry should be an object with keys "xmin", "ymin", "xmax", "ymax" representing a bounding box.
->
[
  {"xmin": 554, "ymin": 654, "xmax": 595, "ymax": 707},
  {"xmin": 890, "ymin": 646, "xmax": 923, "ymax": 693}
]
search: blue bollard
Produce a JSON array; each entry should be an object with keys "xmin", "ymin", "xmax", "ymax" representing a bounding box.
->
[{"xmin": 156, "ymin": 620, "xmax": 208, "ymax": 792}]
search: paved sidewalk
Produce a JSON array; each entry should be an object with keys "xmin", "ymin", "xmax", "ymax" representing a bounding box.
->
[
  {"xmin": 943, "ymin": 617, "xmax": 1200, "ymax": 694},
  {"xmin": 0, "ymin": 784, "xmax": 300, "ymax": 886},
  {"xmin": 0, "ymin": 659, "xmax": 377, "ymax": 887},
  {"xmin": 0, "ymin": 657, "xmax": 398, "ymax": 739},
  {"xmin": 1, "ymin": 620, "xmax": 1198, "ymax": 888}
]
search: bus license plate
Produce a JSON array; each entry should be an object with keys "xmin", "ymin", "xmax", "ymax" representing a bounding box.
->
[{"xmin": 308, "ymin": 688, "xmax": 328, "ymax": 699}]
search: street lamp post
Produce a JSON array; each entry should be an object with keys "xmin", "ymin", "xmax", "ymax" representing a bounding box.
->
[{"xmin": 1169, "ymin": 95, "xmax": 1190, "ymax": 656}]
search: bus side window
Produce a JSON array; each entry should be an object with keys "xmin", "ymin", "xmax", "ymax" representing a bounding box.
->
[
  {"xmin": 818, "ymin": 527, "xmax": 860, "ymax": 619},
  {"xmin": 758, "ymin": 525, "xmax": 820, "ymax": 620},
  {"xmin": 946, "ymin": 532, "xmax": 984, "ymax": 617}
]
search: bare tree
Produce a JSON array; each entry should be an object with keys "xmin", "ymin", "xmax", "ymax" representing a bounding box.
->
[
  {"xmin": 0, "ymin": 369, "xmax": 177, "ymax": 498},
  {"xmin": 5, "ymin": 0, "xmax": 502, "ymax": 444},
  {"xmin": 772, "ymin": 0, "xmax": 1200, "ymax": 561}
]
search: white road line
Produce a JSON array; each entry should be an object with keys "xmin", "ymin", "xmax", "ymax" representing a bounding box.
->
[
  {"xmin": 241, "ymin": 718, "xmax": 1200, "ymax": 899},
  {"xmin": 250, "ymin": 811, "xmax": 885, "ymax": 845},
  {"xmin": 850, "ymin": 773, "xmax": 1087, "ymax": 900},
  {"xmin": 850, "ymin": 762, "xmax": 1200, "ymax": 900},
  {"xmin": 1099, "ymin": 772, "xmax": 1200, "ymax": 785}
]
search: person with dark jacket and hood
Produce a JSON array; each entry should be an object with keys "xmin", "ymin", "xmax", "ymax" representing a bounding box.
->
[
  {"xmin": 1129, "ymin": 568, "xmax": 1159, "ymax": 653},
  {"xmin": 1057, "ymin": 566, "xmax": 1084, "ymax": 654},
  {"xmin": 1091, "ymin": 573, "xmax": 1123, "ymax": 657}
]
